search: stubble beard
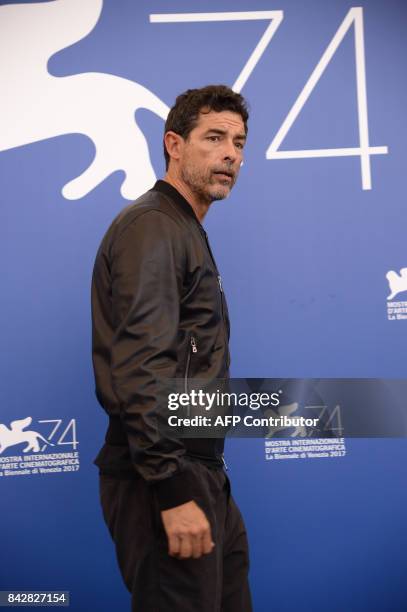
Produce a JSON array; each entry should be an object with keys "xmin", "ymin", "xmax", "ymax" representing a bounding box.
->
[{"xmin": 180, "ymin": 164, "xmax": 232, "ymax": 203}]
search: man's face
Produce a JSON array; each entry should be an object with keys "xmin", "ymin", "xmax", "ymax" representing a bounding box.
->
[{"xmin": 177, "ymin": 109, "xmax": 246, "ymax": 203}]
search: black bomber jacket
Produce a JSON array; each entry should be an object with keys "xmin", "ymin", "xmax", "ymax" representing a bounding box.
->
[{"xmin": 91, "ymin": 180, "xmax": 231, "ymax": 510}]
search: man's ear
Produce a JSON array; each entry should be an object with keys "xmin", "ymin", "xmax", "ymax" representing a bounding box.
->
[{"xmin": 164, "ymin": 131, "xmax": 184, "ymax": 164}]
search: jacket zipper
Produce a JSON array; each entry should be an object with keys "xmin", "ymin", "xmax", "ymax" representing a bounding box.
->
[
  {"xmin": 202, "ymin": 230, "xmax": 225, "ymax": 317},
  {"xmin": 184, "ymin": 335, "xmax": 197, "ymax": 418},
  {"xmin": 202, "ymin": 230, "xmax": 229, "ymax": 367},
  {"xmin": 184, "ymin": 334, "xmax": 197, "ymax": 394}
]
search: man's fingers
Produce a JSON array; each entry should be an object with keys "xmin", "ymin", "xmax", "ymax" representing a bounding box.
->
[
  {"xmin": 178, "ymin": 530, "xmax": 214, "ymax": 559},
  {"xmin": 168, "ymin": 533, "xmax": 181, "ymax": 557},
  {"xmin": 169, "ymin": 531, "xmax": 214, "ymax": 559},
  {"xmin": 202, "ymin": 528, "xmax": 215, "ymax": 555},
  {"xmin": 161, "ymin": 501, "xmax": 215, "ymax": 559},
  {"xmin": 190, "ymin": 533, "xmax": 203, "ymax": 559},
  {"xmin": 179, "ymin": 535, "xmax": 193, "ymax": 559}
]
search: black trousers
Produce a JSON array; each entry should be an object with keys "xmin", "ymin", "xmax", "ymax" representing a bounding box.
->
[{"xmin": 99, "ymin": 460, "xmax": 252, "ymax": 611}]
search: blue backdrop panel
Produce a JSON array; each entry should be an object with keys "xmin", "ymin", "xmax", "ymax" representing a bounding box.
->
[{"xmin": 1, "ymin": 1, "xmax": 406, "ymax": 610}]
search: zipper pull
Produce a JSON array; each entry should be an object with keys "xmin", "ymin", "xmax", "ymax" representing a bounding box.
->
[
  {"xmin": 190, "ymin": 336, "xmax": 198, "ymax": 353},
  {"xmin": 218, "ymin": 275, "xmax": 223, "ymax": 293}
]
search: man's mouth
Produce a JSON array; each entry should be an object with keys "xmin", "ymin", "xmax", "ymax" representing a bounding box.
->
[{"xmin": 213, "ymin": 171, "xmax": 234, "ymax": 181}]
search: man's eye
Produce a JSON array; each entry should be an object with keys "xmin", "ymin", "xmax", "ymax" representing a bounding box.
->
[
  {"xmin": 235, "ymin": 142, "xmax": 244, "ymax": 150},
  {"xmin": 207, "ymin": 136, "xmax": 219, "ymax": 141}
]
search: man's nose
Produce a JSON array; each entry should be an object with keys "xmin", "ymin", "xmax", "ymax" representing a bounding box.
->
[{"xmin": 222, "ymin": 139, "xmax": 239, "ymax": 162}]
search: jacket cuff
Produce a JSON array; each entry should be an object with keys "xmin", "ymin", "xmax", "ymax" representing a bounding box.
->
[{"xmin": 153, "ymin": 469, "xmax": 193, "ymax": 511}]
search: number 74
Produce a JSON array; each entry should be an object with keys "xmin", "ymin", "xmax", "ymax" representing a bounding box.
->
[{"xmin": 151, "ymin": 7, "xmax": 388, "ymax": 190}]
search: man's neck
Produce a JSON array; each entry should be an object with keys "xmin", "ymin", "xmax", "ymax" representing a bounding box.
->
[{"xmin": 162, "ymin": 174, "xmax": 210, "ymax": 222}]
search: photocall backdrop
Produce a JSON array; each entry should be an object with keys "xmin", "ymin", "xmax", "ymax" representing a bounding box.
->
[{"xmin": 1, "ymin": 0, "xmax": 406, "ymax": 610}]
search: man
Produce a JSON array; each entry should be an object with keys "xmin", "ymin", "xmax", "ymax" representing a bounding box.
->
[{"xmin": 91, "ymin": 84, "xmax": 252, "ymax": 611}]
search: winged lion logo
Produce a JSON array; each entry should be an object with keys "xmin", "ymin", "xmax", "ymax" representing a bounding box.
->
[
  {"xmin": 386, "ymin": 268, "xmax": 407, "ymax": 301},
  {"xmin": 0, "ymin": 417, "xmax": 54, "ymax": 454},
  {"xmin": 0, "ymin": 0, "xmax": 169, "ymax": 200}
]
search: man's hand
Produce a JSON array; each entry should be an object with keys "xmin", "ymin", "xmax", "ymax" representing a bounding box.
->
[{"xmin": 161, "ymin": 500, "xmax": 214, "ymax": 559}]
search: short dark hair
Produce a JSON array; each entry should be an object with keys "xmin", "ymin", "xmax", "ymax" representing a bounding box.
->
[{"xmin": 163, "ymin": 84, "xmax": 249, "ymax": 171}]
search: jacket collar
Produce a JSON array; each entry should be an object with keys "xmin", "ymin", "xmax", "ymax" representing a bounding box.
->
[{"xmin": 151, "ymin": 180, "xmax": 203, "ymax": 228}]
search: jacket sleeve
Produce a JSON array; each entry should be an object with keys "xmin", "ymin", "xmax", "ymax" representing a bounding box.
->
[{"xmin": 109, "ymin": 209, "xmax": 192, "ymax": 510}]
